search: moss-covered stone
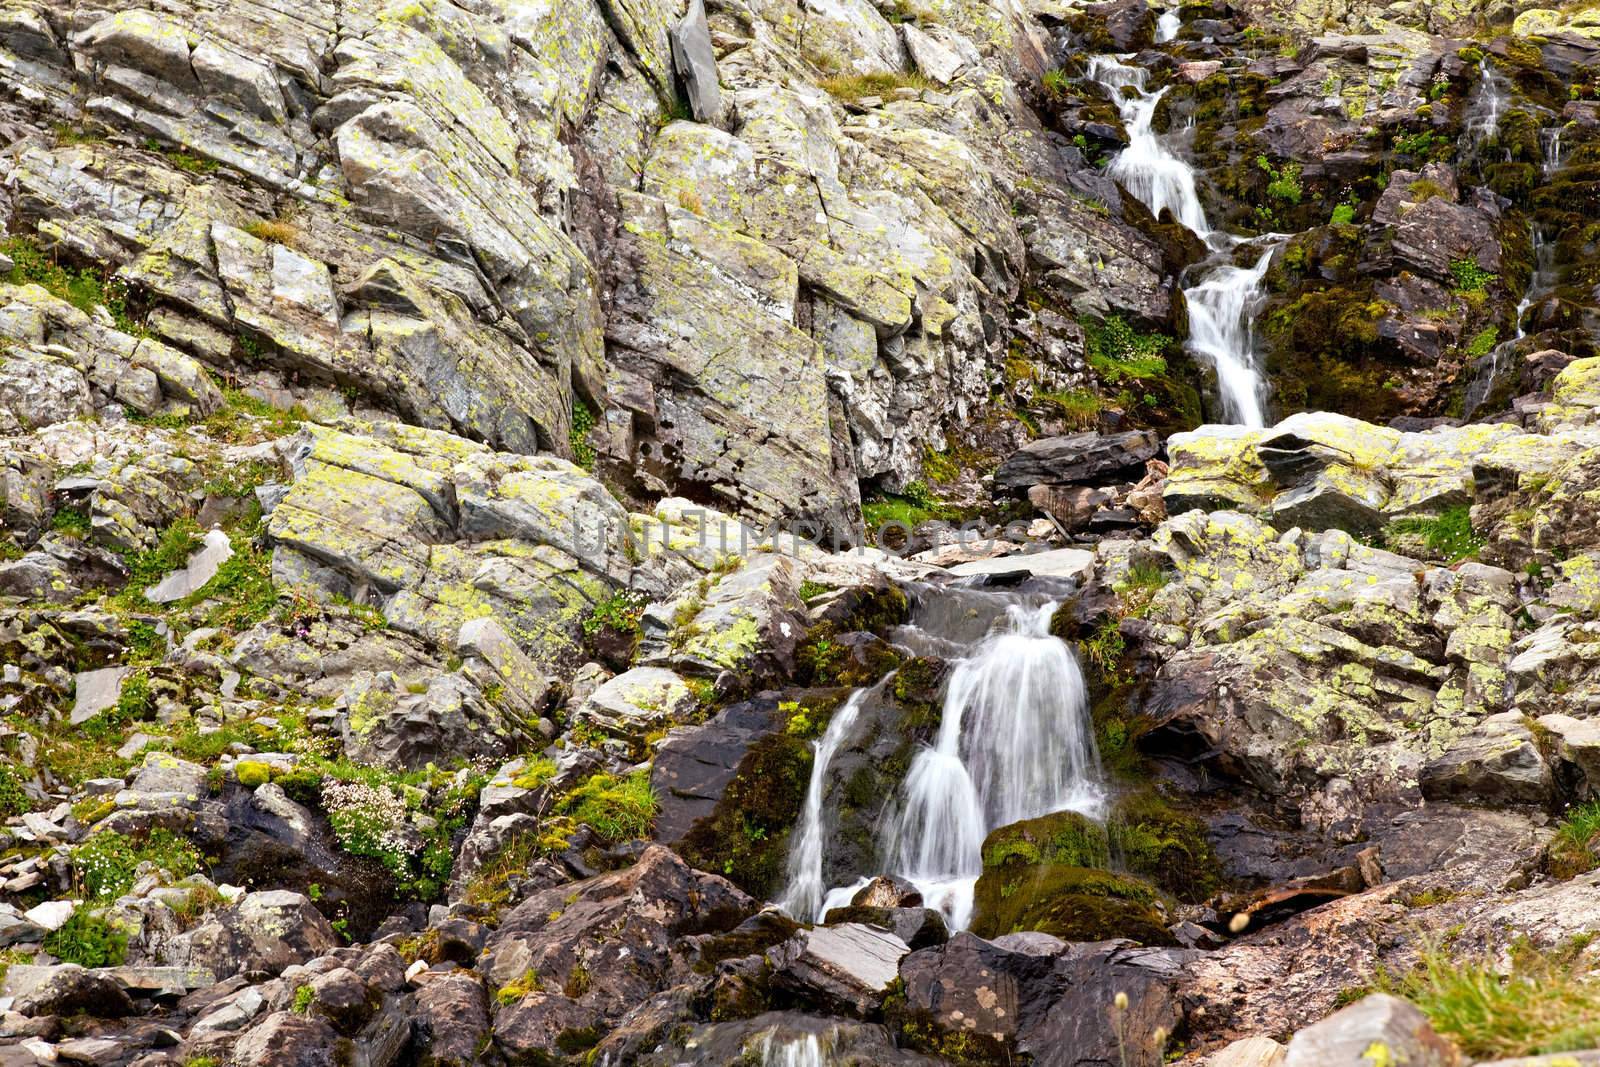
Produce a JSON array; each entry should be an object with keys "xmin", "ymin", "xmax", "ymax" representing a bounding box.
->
[
  {"xmin": 971, "ymin": 856, "xmax": 1174, "ymax": 945},
  {"xmin": 675, "ymin": 729, "xmax": 815, "ymax": 898},
  {"xmin": 1108, "ymin": 790, "xmax": 1222, "ymax": 903}
]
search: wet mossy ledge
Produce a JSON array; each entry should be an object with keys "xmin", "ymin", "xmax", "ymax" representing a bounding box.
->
[{"xmin": 968, "ymin": 795, "xmax": 1221, "ymax": 945}]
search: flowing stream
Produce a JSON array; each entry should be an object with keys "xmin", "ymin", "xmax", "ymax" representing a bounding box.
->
[
  {"xmin": 1467, "ymin": 62, "xmax": 1508, "ymax": 147},
  {"xmin": 776, "ymin": 588, "xmax": 1102, "ymax": 931},
  {"xmin": 1088, "ymin": 54, "xmax": 1275, "ymax": 427},
  {"xmin": 1515, "ymin": 226, "xmax": 1557, "ymax": 341},
  {"xmin": 776, "ymin": 688, "xmax": 870, "ymax": 921},
  {"xmin": 1542, "ymin": 126, "xmax": 1568, "ymax": 176},
  {"xmin": 759, "ymin": 1033, "xmax": 827, "ymax": 1067},
  {"xmin": 1183, "ymin": 247, "xmax": 1276, "ymax": 426},
  {"xmin": 1156, "ymin": 8, "xmax": 1180, "ymax": 44}
]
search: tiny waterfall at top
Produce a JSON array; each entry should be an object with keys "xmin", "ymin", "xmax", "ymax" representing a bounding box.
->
[
  {"xmin": 1155, "ymin": 8, "xmax": 1180, "ymax": 44},
  {"xmin": 1466, "ymin": 61, "xmax": 1508, "ymax": 149},
  {"xmin": 775, "ymin": 588, "xmax": 1103, "ymax": 932},
  {"xmin": 1091, "ymin": 56, "xmax": 1211, "ymax": 237},
  {"xmin": 1088, "ymin": 54, "xmax": 1277, "ymax": 428}
]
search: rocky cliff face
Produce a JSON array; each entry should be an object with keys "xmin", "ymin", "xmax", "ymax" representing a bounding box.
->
[{"xmin": 7, "ymin": 0, "xmax": 1600, "ymax": 1063}]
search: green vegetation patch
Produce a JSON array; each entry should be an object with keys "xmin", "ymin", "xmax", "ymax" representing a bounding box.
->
[
  {"xmin": 73, "ymin": 828, "xmax": 203, "ymax": 901},
  {"xmin": 557, "ymin": 769, "xmax": 657, "ymax": 842},
  {"xmin": 818, "ymin": 71, "xmax": 934, "ymax": 102},
  {"xmin": 1548, "ymin": 799, "xmax": 1600, "ymax": 879},
  {"xmin": 1375, "ymin": 937, "xmax": 1600, "ymax": 1059},
  {"xmin": 2, "ymin": 235, "xmax": 143, "ymax": 335},
  {"xmin": 44, "ymin": 909, "xmax": 127, "ymax": 968},
  {"xmin": 1383, "ymin": 504, "xmax": 1483, "ymax": 563},
  {"xmin": 1084, "ymin": 316, "xmax": 1170, "ymax": 383}
]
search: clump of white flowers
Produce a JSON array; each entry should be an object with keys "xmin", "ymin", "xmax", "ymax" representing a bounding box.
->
[{"xmin": 322, "ymin": 780, "xmax": 417, "ymax": 874}]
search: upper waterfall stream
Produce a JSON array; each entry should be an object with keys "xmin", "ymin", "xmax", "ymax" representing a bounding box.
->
[{"xmin": 1088, "ymin": 53, "xmax": 1276, "ymax": 428}]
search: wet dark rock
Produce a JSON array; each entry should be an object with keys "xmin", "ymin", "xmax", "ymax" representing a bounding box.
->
[
  {"xmin": 893, "ymin": 933, "xmax": 1190, "ymax": 1066},
  {"xmin": 11, "ymin": 965, "xmax": 135, "ymax": 1019},
  {"xmin": 413, "ymin": 973, "xmax": 490, "ymax": 1067},
  {"xmin": 483, "ymin": 846, "xmax": 755, "ymax": 1046},
  {"xmin": 996, "ymin": 430, "xmax": 1160, "ymax": 489},
  {"xmin": 651, "ymin": 698, "xmax": 786, "ymax": 845}
]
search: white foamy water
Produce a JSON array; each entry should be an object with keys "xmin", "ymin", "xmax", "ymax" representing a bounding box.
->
[
  {"xmin": 1467, "ymin": 62, "xmax": 1507, "ymax": 146},
  {"xmin": 1091, "ymin": 56, "xmax": 1213, "ymax": 238},
  {"xmin": 1156, "ymin": 8, "xmax": 1180, "ymax": 42},
  {"xmin": 1089, "ymin": 53, "xmax": 1278, "ymax": 424},
  {"xmin": 777, "ymin": 689, "xmax": 870, "ymax": 922},
  {"xmin": 760, "ymin": 1032, "xmax": 827, "ymax": 1067},
  {"xmin": 878, "ymin": 602, "xmax": 1104, "ymax": 929},
  {"xmin": 1183, "ymin": 245, "xmax": 1278, "ymax": 427}
]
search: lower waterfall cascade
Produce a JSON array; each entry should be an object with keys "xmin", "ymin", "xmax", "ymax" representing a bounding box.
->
[{"xmin": 776, "ymin": 589, "xmax": 1103, "ymax": 931}]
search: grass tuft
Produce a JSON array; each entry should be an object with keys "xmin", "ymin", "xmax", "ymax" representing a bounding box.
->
[
  {"xmin": 1549, "ymin": 800, "xmax": 1600, "ymax": 879},
  {"xmin": 1383, "ymin": 504, "xmax": 1483, "ymax": 563},
  {"xmin": 818, "ymin": 71, "xmax": 934, "ymax": 102},
  {"xmin": 1374, "ymin": 938, "xmax": 1600, "ymax": 1059}
]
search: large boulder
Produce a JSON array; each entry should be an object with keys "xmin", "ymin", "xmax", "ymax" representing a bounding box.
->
[
  {"xmin": 482, "ymin": 847, "xmax": 756, "ymax": 1054},
  {"xmin": 996, "ymin": 431, "xmax": 1161, "ymax": 489},
  {"xmin": 893, "ymin": 933, "xmax": 1191, "ymax": 1066},
  {"xmin": 1282, "ymin": 994, "xmax": 1460, "ymax": 1067},
  {"xmin": 162, "ymin": 891, "xmax": 338, "ymax": 980}
]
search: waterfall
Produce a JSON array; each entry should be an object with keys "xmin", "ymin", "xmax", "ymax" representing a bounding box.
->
[
  {"xmin": 1514, "ymin": 226, "xmax": 1556, "ymax": 341},
  {"xmin": 1183, "ymin": 245, "xmax": 1277, "ymax": 427},
  {"xmin": 1089, "ymin": 53, "xmax": 1279, "ymax": 424},
  {"xmin": 1467, "ymin": 63, "xmax": 1507, "ymax": 146},
  {"xmin": 777, "ymin": 689, "xmax": 870, "ymax": 921},
  {"xmin": 1543, "ymin": 126, "xmax": 1568, "ymax": 176},
  {"xmin": 1156, "ymin": 8, "xmax": 1180, "ymax": 42},
  {"xmin": 1090, "ymin": 56, "xmax": 1213, "ymax": 238},
  {"xmin": 879, "ymin": 602, "xmax": 1103, "ymax": 929},
  {"xmin": 760, "ymin": 1033, "xmax": 827, "ymax": 1067}
]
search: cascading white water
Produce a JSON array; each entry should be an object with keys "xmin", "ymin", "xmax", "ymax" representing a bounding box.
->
[
  {"xmin": 777, "ymin": 689, "xmax": 869, "ymax": 922},
  {"xmin": 1183, "ymin": 246, "xmax": 1276, "ymax": 427},
  {"xmin": 759, "ymin": 1033, "xmax": 827, "ymax": 1067},
  {"xmin": 1514, "ymin": 226, "xmax": 1556, "ymax": 341},
  {"xmin": 1090, "ymin": 56, "xmax": 1213, "ymax": 238},
  {"xmin": 1543, "ymin": 126, "xmax": 1568, "ymax": 177},
  {"xmin": 879, "ymin": 602, "xmax": 1103, "ymax": 929},
  {"xmin": 1156, "ymin": 8, "xmax": 1180, "ymax": 42},
  {"xmin": 1467, "ymin": 63, "xmax": 1507, "ymax": 145},
  {"xmin": 1089, "ymin": 54, "xmax": 1277, "ymax": 425}
]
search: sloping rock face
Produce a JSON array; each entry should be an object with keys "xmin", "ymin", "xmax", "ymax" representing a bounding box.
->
[
  {"xmin": 14, "ymin": 0, "xmax": 1600, "ymax": 1065},
  {"xmin": 0, "ymin": 0, "xmax": 1180, "ymax": 527}
]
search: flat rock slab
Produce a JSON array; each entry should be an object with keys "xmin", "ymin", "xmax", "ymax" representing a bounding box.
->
[
  {"xmin": 1283, "ymin": 994, "xmax": 1459, "ymax": 1067},
  {"xmin": 71, "ymin": 667, "xmax": 127, "ymax": 725},
  {"xmin": 1203, "ymin": 1036, "xmax": 1286, "ymax": 1066},
  {"xmin": 101, "ymin": 965, "xmax": 216, "ymax": 992},
  {"xmin": 767, "ymin": 923, "xmax": 909, "ymax": 1017},
  {"xmin": 146, "ymin": 527, "xmax": 232, "ymax": 603},
  {"xmin": 995, "ymin": 430, "xmax": 1159, "ymax": 488},
  {"xmin": 949, "ymin": 548, "xmax": 1095, "ymax": 581}
]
